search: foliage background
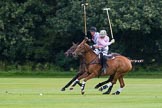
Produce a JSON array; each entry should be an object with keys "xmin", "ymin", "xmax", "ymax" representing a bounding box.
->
[{"xmin": 0, "ymin": 0, "xmax": 162, "ymax": 71}]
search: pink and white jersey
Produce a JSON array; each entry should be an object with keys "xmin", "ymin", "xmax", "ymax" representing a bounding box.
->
[{"xmin": 96, "ymin": 36, "xmax": 111, "ymax": 48}]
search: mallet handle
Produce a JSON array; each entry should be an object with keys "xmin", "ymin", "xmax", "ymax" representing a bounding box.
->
[
  {"xmin": 83, "ymin": 5, "xmax": 87, "ymax": 36},
  {"xmin": 106, "ymin": 10, "xmax": 114, "ymax": 39},
  {"xmin": 103, "ymin": 8, "xmax": 114, "ymax": 39},
  {"xmin": 82, "ymin": 1, "xmax": 88, "ymax": 37}
]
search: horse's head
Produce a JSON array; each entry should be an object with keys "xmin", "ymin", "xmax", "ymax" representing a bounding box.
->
[
  {"xmin": 64, "ymin": 42, "xmax": 78, "ymax": 57},
  {"xmin": 72, "ymin": 37, "xmax": 91, "ymax": 57}
]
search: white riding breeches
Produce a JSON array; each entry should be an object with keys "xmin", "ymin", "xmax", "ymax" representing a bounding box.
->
[{"xmin": 93, "ymin": 46, "xmax": 109, "ymax": 56}]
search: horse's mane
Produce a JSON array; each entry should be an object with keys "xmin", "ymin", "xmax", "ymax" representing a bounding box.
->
[{"xmin": 84, "ymin": 43, "xmax": 97, "ymax": 56}]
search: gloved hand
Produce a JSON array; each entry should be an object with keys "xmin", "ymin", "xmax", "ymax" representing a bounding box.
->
[
  {"xmin": 90, "ymin": 45, "xmax": 95, "ymax": 50},
  {"xmin": 110, "ymin": 39, "xmax": 115, "ymax": 44},
  {"xmin": 94, "ymin": 45, "xmax": 99, "ymax": 49}
]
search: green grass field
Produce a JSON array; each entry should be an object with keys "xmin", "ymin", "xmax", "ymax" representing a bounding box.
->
[{"xmin": 0, "ymin": 77, "xmax": 162, "ymax": 108}]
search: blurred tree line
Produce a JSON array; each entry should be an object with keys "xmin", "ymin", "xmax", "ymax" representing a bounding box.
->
[{"xmin": 0, "ymin": 0, "xmax": 162, "ymax": 71}]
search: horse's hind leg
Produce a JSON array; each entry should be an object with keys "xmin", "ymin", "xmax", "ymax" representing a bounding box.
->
[
  {"xmin": 99, "ymin": 72, "xmax": 119, "ymax": 93},
  {"xmin": 94, "ymin": 73, "xmax": 115, "ymax": 89},
  {"xmin": 99, "ymin": 77, "xmax": 114, "ymax": 94},
  {"xmin": 102, "ymin": 73, "xmax": 116, "ymax": 94},
  {"xmin": 95, "ymin": 80, "xmax": 109, "ymax": 89},
  {"xmin": 112, "ymin": 75, "xmax": 125, "ymax": 95},
  {"xmin": 102, "ymin": 85, "xmax": 114, "ymax": 94}
]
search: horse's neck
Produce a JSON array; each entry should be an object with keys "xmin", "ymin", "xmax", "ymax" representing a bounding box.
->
[
  {"xmin": 84, "ymin": 50, "xmax": 98, "ymax": 64},
  {"xmin": 79, "ymin": 56, "xmax": 84, "ymax": 62}
]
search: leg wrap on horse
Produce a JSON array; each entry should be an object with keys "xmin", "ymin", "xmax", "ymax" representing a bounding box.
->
[
  {"xmin": 103, "ymin": 85, "xmax": 113, "ymax": 95},
  {"xmin": 112, "ymin": 87, "xmax": 123, "ymax": 95},
  {"xmin": 99, "ymin": 82, "xmax": 112, "ymax": 91},
  {"xmin": 81, "ymin": 81, "xmax": 86, "ymax": 91}
]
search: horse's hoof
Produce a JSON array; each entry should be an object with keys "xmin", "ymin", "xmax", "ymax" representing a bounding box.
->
[
  {"xmin": 112, "ymin": 91, "xmax": 120, "ymax": 95},
  {"xmin": 99, "ymin": 87, "xmax": 103, "ymax": 91},
  {"xmin": 78, "ymin": 82, "xmax": 82, "ymax": 87},
  {"xmin": 69, "ymin": 88, "xmax": 73, "ymax": 90},
  {"xmin": 94, "ymin": 83, "xmax": 101, "ymax": 89},
  {"xmin": 81, "ymin": 91, "xmax": 85, "ymax": 95},
  {"xmin": 112, "ymin": 93, "xmax": 116, "ymax": 95},
  {"xmin": 94, "ymin": 86, "xmax": 98, "ymax": 89},
  {"xmin": 94, "ymin": 85, "xmax": 99, "ymax": 89},
  {"xmin": 103, "ymin": 91, "xmax": 110, "ymax": 95},
  {"xmin": 61, "ymin": 88, "xmax": 65, "ymax": 91}
]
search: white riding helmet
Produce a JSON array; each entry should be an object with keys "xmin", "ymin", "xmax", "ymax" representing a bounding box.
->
[{"xmin": 99, "ymin": 30, "xmax": 107, "ymax": 37}]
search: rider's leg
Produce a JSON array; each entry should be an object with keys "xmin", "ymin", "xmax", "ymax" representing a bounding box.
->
[{"xmin": 102, "ymin": 47, "xmax": 109, "ymax": 73}]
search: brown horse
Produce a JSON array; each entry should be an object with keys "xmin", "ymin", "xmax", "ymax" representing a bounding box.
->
[
  {"xmin": 61, "ymin": 42, "xmax": 87, "ymax": 91},
  {"xmin": 61, "ymin": 42, "xmax": 119, "ymax": 92},
  {"xmin": 72, "ymin": 38, "xmax": 133, "ymax": 95}
]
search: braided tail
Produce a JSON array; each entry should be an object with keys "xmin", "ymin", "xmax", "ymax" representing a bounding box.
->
[{"xmin": 130, "ymin": 59, "xmax": 144, "ymax": 63}]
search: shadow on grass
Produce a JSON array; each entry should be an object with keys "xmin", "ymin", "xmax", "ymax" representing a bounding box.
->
[{"xmin": 0, "ymin": 70, "xmax": 162, "ymax": 79}]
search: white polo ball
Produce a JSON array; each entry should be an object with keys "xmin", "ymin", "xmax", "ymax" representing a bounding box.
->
[{"xmin": 40, "ymin": 93, "xmax": 43, "ymax": 96}]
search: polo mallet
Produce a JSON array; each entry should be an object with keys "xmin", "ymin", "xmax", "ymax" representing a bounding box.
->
[
  {"xmin": 103, "ymin": 8, "xmax": 114, "ymax": 39},
  {"xmin": 81, "ymin": 0, "xmax": 88, "ymax": 37}
]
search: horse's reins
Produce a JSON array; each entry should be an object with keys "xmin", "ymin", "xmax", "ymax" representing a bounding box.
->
[
  {"xmin": 86, "ymin": 56, "xmax": 99, "ymax": 66},
  {"xmin": 82, "ymin": 44, "xmax": 100, "ymax": 66}
]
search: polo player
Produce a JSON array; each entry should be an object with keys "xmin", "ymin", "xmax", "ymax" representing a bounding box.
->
[{"xmin": 93, "ymin": 30, "xmax": 115, "ymax": 72}]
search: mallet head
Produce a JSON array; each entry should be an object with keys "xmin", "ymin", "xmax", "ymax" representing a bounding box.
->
[{"xmin": 103, "ymin": 8, "xmax": 111, "ymax": 11}]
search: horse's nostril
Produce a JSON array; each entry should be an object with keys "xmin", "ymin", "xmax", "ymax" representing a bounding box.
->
[{"xmin": 72, "ymin": 52, "xmax": 77, "ymax": 57}]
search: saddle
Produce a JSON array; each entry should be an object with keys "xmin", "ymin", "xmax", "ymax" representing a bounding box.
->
[
  {"xmin": 103, "ymin": 53, "xmax": 120, "ymax": 60},
  {"xmin": 104, "ymin": 54, "xmax": 115, "ymax": 60},
  {"xmin": 98, "ymin": 53, "xmax": 120, "ymax": 77}
]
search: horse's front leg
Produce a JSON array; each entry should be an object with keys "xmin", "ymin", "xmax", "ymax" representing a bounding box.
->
[
  {"xmin": 69, "ymin": 72, "xmax": 88, "ymax": 90},
  {"xmin": 61, "ymin": 72, "xmax": 82, "ymax": 91},
  {"xmin": 69, "ymin": 79, "xmax": 82, "ymax": 90},
  {"xmin": 81, "ymin": 72, "xmax": 96, "ymax": 95}
]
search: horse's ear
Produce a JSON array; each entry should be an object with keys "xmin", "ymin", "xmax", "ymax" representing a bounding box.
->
[
  {"xmin": 76, "ymin": 42, "xmax": 79, "ymax": 45},
  {"xmin": 72, "ymin": 42, "xmax": 76, "ymax": 45},
  {"xmin": 84, "ymin": 37, "xmax": 91, "ymax": 42}
]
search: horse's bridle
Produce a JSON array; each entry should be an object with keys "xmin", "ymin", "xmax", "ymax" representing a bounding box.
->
[
  {"xmin": 80, "ymin": 44, "xmax": 100, "ymax": 66},
  {"xmin": 76, "ymin": 43, "xmax": 92, "ymax": 55}
]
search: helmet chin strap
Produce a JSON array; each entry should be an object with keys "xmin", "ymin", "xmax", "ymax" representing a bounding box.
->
[{"xmin": 100, "ymin": 36, "xmax": 105, "ymax": 38}]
